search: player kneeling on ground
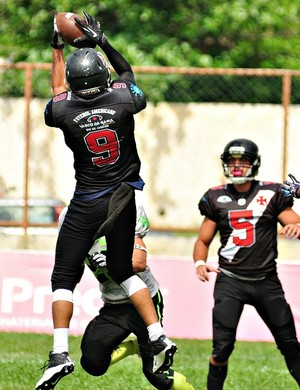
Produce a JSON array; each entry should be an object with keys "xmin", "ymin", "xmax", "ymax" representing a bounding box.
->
[{"xmin": 80, "ymin": 196, "xmax": 194, "ymax": 389}]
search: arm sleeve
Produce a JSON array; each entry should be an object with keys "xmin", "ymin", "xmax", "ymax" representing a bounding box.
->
[
  {"xmin": 101, "ymin": 40, "xmax": 135, "ymax": 82},
  {"xmin": 44, "ymin": 99, "xmax": 55, "ymax": 127},
  {"xmin": 275, "ymin": 184, "xmax": 294, "ymax": 214},
  {"xmin": 198, "ymin": 190, "xmax": 218, "ymax": 222}
]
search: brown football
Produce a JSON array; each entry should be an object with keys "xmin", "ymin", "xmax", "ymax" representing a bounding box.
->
[{"xmin": 56, "ymin": 12, "xmax": 93, "ymax": 48}]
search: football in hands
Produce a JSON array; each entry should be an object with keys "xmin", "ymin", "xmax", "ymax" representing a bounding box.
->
[{"xmin": 55, "ymin": 12, "xmax": 93, "ymax": 48}]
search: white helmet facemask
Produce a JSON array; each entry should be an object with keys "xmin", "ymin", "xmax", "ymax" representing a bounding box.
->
[
  {"xmin": 223, "ymin": 163, "xmax": 255, "ymax": 184},
  {"xmin": 221, "ymin": 140, "xmax": 261, "ymax": 185}
]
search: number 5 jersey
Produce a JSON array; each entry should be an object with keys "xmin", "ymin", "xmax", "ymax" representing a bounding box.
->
[{"xmin": 198, "ymin": 181, "xmax": 293, "ymax": 278}]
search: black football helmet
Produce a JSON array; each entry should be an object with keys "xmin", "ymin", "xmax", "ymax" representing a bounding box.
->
[
  {"xmin": 65, "ymin": 48, "xmax": 111, "ymax": 95},
  {"xmin": 221, "ymin": 138, "xmax": 261, "ymax": 184}
]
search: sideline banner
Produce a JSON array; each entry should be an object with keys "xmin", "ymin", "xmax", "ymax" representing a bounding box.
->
[
  {"xmin": 0, "ymin": 250, "xmax": 299, "ymax": 341},
  {"xmin": 0, "ymin": 250, "xmax": 101, "ymax": 335}
]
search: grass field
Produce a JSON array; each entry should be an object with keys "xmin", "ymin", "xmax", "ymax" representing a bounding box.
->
[{"xmin": 1, "ymin": 332, "xmax": 298, "ymax": 390}]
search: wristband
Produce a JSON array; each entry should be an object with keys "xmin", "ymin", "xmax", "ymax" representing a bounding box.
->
[
  {"xmin": 134, "ymin": 244, "xmax": 147, "ymax": 253},
  {"xmin": 194, "ymin": 259, "xmax": 206, "ymax": 268}
]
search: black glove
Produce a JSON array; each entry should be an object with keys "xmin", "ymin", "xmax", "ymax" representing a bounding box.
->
[
  {"xmin": 74, "ymin": 11, "xmax": 107, "ymax": 47},
  {"xmin": 281, "ymin": 173, "xmax": 300, "ymax": 198},
  {"xmin": 51, "ymin": 15, "xmax": 64, "ymax": 49}
]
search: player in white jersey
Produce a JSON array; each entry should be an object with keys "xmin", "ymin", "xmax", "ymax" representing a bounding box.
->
[{"xmin": 193, "ymin": 139, "xmax": 300, "ymax": 389}]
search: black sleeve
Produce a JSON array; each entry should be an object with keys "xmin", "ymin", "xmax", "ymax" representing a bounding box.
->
[
  {"xmin": 275, "ymin": 183, "xmax": 294, "ymax": 215},
  {"xmin": 101, "ymin": 40, "xmax": 134, "ymax": 82},
  {"xmin": 198, "ymin": 190, "xmax": 218, "ymax": 222},
  {"xmin": 44, "ymin": 99, "xmax": 55, "ymax": 127}
]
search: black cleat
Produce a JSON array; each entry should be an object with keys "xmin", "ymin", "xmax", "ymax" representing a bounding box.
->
[
  {"xmin": 150, "ymin": 335, "xmax": 178, "ymax": 373},
  {"xmin": 35, "ymin": 351, "xmax": 74, "ymax": 389}
]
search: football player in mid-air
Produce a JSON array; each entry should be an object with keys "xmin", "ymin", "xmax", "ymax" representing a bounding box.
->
[
  {"xmin": 37, "ymin": 194, "xmax": 193, "ymax": 389},
  {"xmin": 79, "ymin": 195, "xmax": 194, "ymax": 390},
  {"xmin": 193, "ymin": 138, "xmax": 300, "ymax": 389},
  {"xmin": 35, "ymin": 10, "xmax": 176, "ymax": 390}
]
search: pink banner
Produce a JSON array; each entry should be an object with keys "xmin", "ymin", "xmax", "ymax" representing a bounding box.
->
[
  {"xmin": 0, "ymin": 250, "xmax": 299, "ymax": 341},
  {"xmin": 0, "ymin": 250, "xmax": 102, "ymax": 335}
]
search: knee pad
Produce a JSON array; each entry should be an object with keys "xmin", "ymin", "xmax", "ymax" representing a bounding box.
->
[
  {"xmin": 212, "ymin": 345, "xmax": 234, "ymax": 363},
  {"xmin": 80, "ymin": 355, "xmax": 109, "ymax": 377},
  {"xmin": 51, "ymin": 263, "xmax": 84, "ymax": 291},
  {"xmin": 265, "ymin": 297, "xmax": 293, "ymax": 328},
  {"xmin": 214, "ymin": 298, "xmax": 241, "ymax": 329}
]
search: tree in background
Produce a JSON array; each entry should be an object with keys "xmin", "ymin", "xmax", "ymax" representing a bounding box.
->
[
  {"xmin": 1, "ymin": 1, "xmax": 300, "ymax": 102},
  {"xmin": 1, "ymin": 0, "xmax": 300, "ymax": 69}
]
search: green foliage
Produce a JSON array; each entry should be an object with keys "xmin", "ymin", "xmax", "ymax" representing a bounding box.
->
[
  {"xmin": 0, "ymin": 332, "xmax": 298, "ymax": 389},
  {"xmin": 1, "ymin": 0, "xmax": 300, "ymax": 67},
  {"xmin": 1, "ymin": 1, "xmax": 300, "ymax": 100}
]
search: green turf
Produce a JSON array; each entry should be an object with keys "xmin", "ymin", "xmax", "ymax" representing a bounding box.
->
[{"xmin": 0, "ymin": 332, "xmax": 298, "ymax": 389}]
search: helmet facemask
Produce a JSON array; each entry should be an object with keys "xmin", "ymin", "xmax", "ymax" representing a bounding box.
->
[{"xmin": 221, "ymin": 140, "xmax": 261, "ymax": 184}]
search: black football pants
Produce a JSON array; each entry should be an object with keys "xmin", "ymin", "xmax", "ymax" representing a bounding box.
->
[
  {"xmin": 80, "ymin": 291, "xmax": 174, "ymax": 389},
  {"xmin": 51, "ymin": 191, "xmax": 136, "ymax": 291},
  {"xmin": 212, "ymin": 272, "xmax": 300, "ymax": 366}
]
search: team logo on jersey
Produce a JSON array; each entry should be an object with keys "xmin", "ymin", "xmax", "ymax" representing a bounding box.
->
[
  {"xmin": 130, "ymin": 83, "xmax": 143, "ymax": 96},
  {"xmin": 87, "ymin": 115, "xmax": 103, "ymax": 122},
  {"xmin": 217, "ymin": 195, "xmax": 232, "ymax": 203},
  {"xmin": 256, "ymin": 196, "xmax": 267, "ymax": 205},
  {"xmin": 77, "ymin": 114, "xmax": 115, "ymax": 130}
]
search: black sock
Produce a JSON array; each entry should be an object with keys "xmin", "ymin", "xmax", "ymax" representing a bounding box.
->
[{"xmin": 207, "ymin": 362, "xmax": 228, "ymax": 390}]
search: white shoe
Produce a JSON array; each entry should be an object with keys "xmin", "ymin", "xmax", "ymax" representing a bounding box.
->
[{"xmin": 35, "ymin": 351, "xmax": 74, "ymax": 389}]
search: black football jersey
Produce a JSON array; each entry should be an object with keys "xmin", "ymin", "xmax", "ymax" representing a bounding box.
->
[
  {"xmin": 199, "ymin": 180, "xmax": 294, "ymax": 277},
  {"xmin": 44, "ymin": 79, "xmax": 146, "ymax": 191}
]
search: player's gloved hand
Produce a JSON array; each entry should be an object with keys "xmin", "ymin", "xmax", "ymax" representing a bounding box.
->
[
  {"xmin": 51, "ymin": 14, "xmax": 64, "ymax": 49},
  {"xmin": 90, "ymin": 252, "xmax": 107, "ymax": 268},
  {"xmin": 281, "ymin": 173, "xmax": 300, "ymax": 198},
  {"xmin": 74, "ymin": 11, "xmax": 107, "ymax": 47}
]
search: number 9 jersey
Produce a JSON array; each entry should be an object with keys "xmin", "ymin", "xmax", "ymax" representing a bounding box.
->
[
  {"xmin": 198, "ymin": 180, "xmax": 293, "ymax": 278},
  {"xmin": 44, "ymin": 78, "xmax": 146, "ymax": 191}
]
